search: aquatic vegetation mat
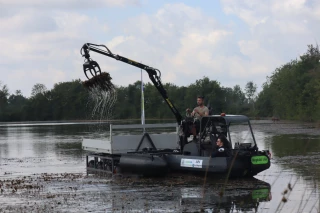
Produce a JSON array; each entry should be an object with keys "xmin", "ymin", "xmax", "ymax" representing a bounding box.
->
[
  {"xmin": 0, "ymin": 173, "xmax": 272, "ymax": 213},
  {"xmin": 82, "ymin": 72, "xmax": 114, "ymax": 91}
]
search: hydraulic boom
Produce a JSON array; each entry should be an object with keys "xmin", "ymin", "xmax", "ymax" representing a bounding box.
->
[{"xmin": 80, "ymin": 43, "xmax": 183, "ymax": 124}]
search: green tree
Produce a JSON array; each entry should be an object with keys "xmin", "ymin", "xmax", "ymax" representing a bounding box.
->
[
  {"xmin": 245, "ymin": 81, "xmax": 257, "ymax": 115},
  {"xmin": 255, "ymin": 81, "xmax": 273, "ymax": 117},
  {"xmin": 7, "ymin": 90, "xmax": 28, "ymax": 121},
  {"xmin": 256, "ymin": 44, "xmax": 320, "ymax": 121},
  {"xmin": 31, "ymin": 83, "xmax": 47, "ymax": 97},
  {"xmin": 0, "ymin": 82, "xmax": 9, "ymax": 121},
  {"xmin": 228, "ymin": 85, "xmax": 247, "ymax": 114},
  {"xmin": 245, "ymin": 81, "xmax": 257, "ymax": 103},
  {"xmin": 50, "ymin": 79, "xmax": 89, "ymax": 120}
]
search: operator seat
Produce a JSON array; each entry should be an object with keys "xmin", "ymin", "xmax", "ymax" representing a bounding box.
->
[
  {"xmin": 211, "ymin": 132, "xmax": 232, "ymax": 149},
  {"xmin": 224, "ymin": 136, "xmax": 232, "ymax": 149}
]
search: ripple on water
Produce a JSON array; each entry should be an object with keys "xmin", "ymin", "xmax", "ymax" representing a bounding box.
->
[{"xmin": 0, "ymin": 121, "xmax": 319, "ymax": 212}]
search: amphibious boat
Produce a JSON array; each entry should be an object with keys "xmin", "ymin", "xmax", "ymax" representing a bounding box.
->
[{"xmin": 79, "ymin": 43, "xmax": 271, "ymax": 178}]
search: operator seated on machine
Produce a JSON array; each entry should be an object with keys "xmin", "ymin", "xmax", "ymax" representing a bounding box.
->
[
  {"xmin": 211, "ymin": 135, "xmax": 231, "ymax": 157},
  {"xmin": 186, "ymin": 96, "xmax": 209, "ymax": 119},
  {"xmin": 185, "ymin": 96, "xmax": 209, "ymax": 139}
]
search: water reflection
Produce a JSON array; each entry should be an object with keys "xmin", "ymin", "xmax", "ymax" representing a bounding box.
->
[
  {"xmin": 222, "ymin": 126, "xmax": 319, "ymax": 213},
  {"xmin": 268, "ymin": 134, "xmax": 320, "ymax": 183},
  {"xmin": 259, "ymin": 133, "xmax": 320, "ymax": 213},
  {"xmin": 0, "ymin": 122, "xmax": 319, "ymax": 212},
  {"xmin": 178, "ymin": 179, "xmax": 271, "ymax": 212},
  {"xmin": 270, "ymin": 134, "xmax": 320, "ymax": 157},
  {"xmin": 103, "ymin": 177, "xmax": 271, "ymax": 212},
  {"xmin": 0, "ymin": 126, "xmax": 9, "ymax": 159},
  {"xmin": 0, "ymin": 124, "xmax": 88, "ymax": 177}
]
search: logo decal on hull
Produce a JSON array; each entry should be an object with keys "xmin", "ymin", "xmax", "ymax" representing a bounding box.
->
[
  {"xmin": 181, "ymin": 158, "xmax": 203, "ymax": 168},
  {"xmin": 251, "ymin": 155, "xmax": 269, "ymax": 165},
  {"xmin": 252, "ymin": 188, "xmax": 270, "ymax": 200}
]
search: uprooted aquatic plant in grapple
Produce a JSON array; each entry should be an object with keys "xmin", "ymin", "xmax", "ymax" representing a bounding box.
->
[
  {"xmin": 82, "ymin": 72, "xmax": 114, "ymax": 91},
  {"xmin": 82, "ymin": 72, "xmax": 117, "ymax": 122}
]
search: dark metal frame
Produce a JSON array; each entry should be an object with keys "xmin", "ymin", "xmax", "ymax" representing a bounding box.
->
[
  {"xmin": 85, "ymin": 123, "xmax": 180, "ymax": 174},
  {"xmin": 197, "ymin": 115, "xmax": 258, "ymax": 154},
  {"xmin": 135, "ymin": 132, "xmax": 157, "ymax": 152},
  {"xmin": 86, "ymin": 153, "xmax": 119, "ymax": 175}
]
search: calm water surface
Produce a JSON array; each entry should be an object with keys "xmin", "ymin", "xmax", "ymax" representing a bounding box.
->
[{"xmin": 0, "ymin": 121, "xmax": 319, "ymax": 213}]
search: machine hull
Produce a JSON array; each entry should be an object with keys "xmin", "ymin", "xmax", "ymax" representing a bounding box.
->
[
  {"xmin": 83, "ymin": 118, "xmax": 271, "ymax": 178},
  {"xmin": 87, "ymin": 152, "xmax": 270, "ymax": 178}
]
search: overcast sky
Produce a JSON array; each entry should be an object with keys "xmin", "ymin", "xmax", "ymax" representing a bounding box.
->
[{"xmin": 1, "ymin": 0, "xmax": 319, "ymax": 97}]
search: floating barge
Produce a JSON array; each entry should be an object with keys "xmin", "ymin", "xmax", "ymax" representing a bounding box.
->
[
  {"xmin": 79, "ymin": 42, "xmax": 271, "ymax": 178},
  {"xmin": 82, "ymin": 115, "xmax": 271, "ymax": 178}
]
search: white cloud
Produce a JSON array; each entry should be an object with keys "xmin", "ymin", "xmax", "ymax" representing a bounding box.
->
[
  {"xmin": 107, "ymin": 36, "xmax": 135, "ymax": 50},
  {"xmin": 238, "ymin": 40, "xmax": 260, "ymax": 56},
  {"xmin": 0, "ymin": 11, "xmax": 103, "ymax": 61},
  {"xmin": 272, "ymin": 0, "xmax": 308, "ymax": 14},
  {"xmin": 107, "ymin": 3, "xmax": 235, "ymax": 87},
  {"xmin": 171, "ymin": 30, "xmax": 232, "ymax": 75},
  {"xmin": 222, "ymin": 0, "xmax": 269, "ymax": 28},
  {"xmin": 221, "ymin": 0, "xmax": 320, "ymax": 30},
  {"xmin": 107, "ymin": 2, "xmax": 300, "ymax": 92},
  {"xmin": 0, "ymin": 8, "xmax": 110, "ymax": 96},
  {"xmin": 220, "ymin": 0, "xmax": 320, "ymax": 86},
  {"xmin": 1, "ymin": 1, "xmax": 320, "ymax": 98},
  {"xmin": 0, "ymin": 0, "xmax": 141, "ymax": 9}
]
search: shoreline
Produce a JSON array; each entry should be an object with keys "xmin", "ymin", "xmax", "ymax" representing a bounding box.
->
[
  {"xmin": 0, "ymin": 118, "xmax": 176, "ymax": 125},
  {"xmin": 0, "ymin": 117, "xmax": 319, "ymax": 125}
]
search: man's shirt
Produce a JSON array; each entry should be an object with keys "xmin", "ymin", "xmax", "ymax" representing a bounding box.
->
[{"xmin": 193, "ymin": 106, "xmax": 209, "ymax": 119}]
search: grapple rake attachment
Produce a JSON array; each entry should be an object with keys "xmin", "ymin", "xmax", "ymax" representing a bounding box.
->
[
  {"xmin": 81, "ymin": 44, "xmax": 115, "ymax": 91},
  {"xmin": 83, "ymin": 59, "xmax": 101, "ymax": 80}
]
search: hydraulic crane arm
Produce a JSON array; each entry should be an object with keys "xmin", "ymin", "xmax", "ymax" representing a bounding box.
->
[{"xmin": 80, "ymin": 43, "xmax": 183, "ymax": 124}]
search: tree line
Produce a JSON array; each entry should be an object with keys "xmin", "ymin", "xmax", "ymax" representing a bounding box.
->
[
  {"xmin": 0, "ymin": 78, "xmax": 255, "ymax": 122},
  {"xmin": 0, "ymin": 44, "xmax": 319, "ymax": 122},
  {"xmin": 255, "ymin": 44, "xmax": 320, "ymax": 121}
]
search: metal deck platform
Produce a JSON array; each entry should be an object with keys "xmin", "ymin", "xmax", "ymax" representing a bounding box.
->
[{"xmin": 83, "ymin": 123, "xmax": 180, "ymax": 174}]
